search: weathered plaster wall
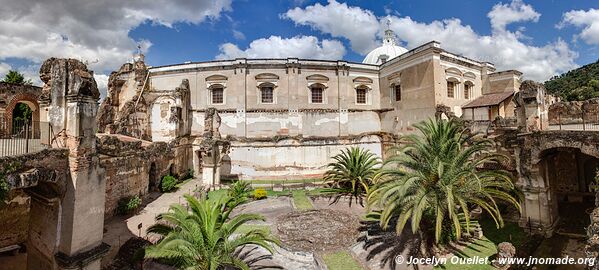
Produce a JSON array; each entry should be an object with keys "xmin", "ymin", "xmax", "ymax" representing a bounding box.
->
[{"xmin": 222, "ymin": 135, "xmax": 383, "ymax": 179}]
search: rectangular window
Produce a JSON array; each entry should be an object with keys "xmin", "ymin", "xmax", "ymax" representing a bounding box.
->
[
  {"xmin": 356, "ymin": 88, "xmax": 367, "ymax": 104},
  {"xmin": 311, "ymin": 88, "xmax": 323, "ymax": 103},
  {"xmin": 212, "ymin": 88, "xmax": 224, "ymax": 104},
  {"xmin": 394, "ymin": 84, "xmax": 402, "ymax": 101},
  {"xmin": 261, "ymin": 87, "xmax": 274, "ymax": 103},
  {"xmin": 447, "ymin": 81, "xmax": 455, "ymax": 98},
  {"xmin": 464, "ymin": 84, "xmax": 470, "ymax": 99}
]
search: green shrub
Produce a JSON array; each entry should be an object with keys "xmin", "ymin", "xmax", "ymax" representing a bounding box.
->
[
  {"xmin": 253, "ymin": 189, "xmax": 267, "ymax": 200},
  {"xmin": 161, "ymin": 175, "xmax": 177, "ymax": 192},
  {"xmin": 228, "ymin": 181, "xmax": 252, "ymax": 199},
  {"xmin": 117, "ymin": 195, "xmax": 142, "ymax": 215}
]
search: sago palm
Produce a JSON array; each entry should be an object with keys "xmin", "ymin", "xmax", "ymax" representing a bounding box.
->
[
  {"xmin": 324, "ymin": 146, "xmax": 381, "ymax": 205},
  {"xmin": 144, "ymin": 195, "xmax": 279, "ymax": 270},
  {"xmin": 368, "ymin": 118, "xmax": 520, "ymax": 247}
]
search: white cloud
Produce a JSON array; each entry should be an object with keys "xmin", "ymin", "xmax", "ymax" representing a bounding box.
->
[
  {"xmin": 0, "ymin": 63, "xmax": 11, "ymax": 78},
  {"xmin": 216, "ymin": 36, "xmax": 346, "ymax": 60},
  {"xmin": 282, "ymin": 0, "xmax": 577, "ymax": 82},
  {"xmin": 94, "ymin": 74, "xmax": 110, "ymax": 99},
  {"xmin": 559, "ymin": 8, "xmax": 599, "ymax": 45},
  {"xmin": 283, "ymin": 0, "xmax": 379, "ymax": 54},
  {"xmin": 0, "ymin": 0, "xmax": 232, "ymax": 89},
  {"xmin": 487, "ymin": 0, "xmax": 540, "ymax": 31}
]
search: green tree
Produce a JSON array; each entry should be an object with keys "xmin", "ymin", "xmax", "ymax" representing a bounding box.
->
[
  {"xmin": 145, "ymin": 195, "xmax": 279, "ymax": 269},
  {"xmin": 324, "ymin": 146, "xmax": 381, "ymax": 206},
  {"xmin": 368, "ymin": 118, "xmax": 520, "ymax": 250},
  {"xmin": 2, "ymin": 70, "xmax": 32, "ymax": 85}
]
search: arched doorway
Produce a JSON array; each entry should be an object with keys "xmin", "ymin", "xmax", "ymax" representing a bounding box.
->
[
  {"xmin": 148, "ymin": 162, "xmax": 156, "ymax": 192},
  {"xmin": 538, "ymin": 147, "xmax": 599, "ymax": 235}
]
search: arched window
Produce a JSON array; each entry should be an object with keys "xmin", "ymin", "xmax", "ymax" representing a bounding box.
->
[
  {"xmin": 310, "ymin": 84, "xmax": 324, "ymax": 104},
  {"xmin": 210, "ymin": 85, "xmax": 224, "ymax": 104},
  {"xmin": 260, "ymin": 84, "xmax": 274, "ymax": 104},
  {"xmin": 356, "ymin": 86, "xmax": 367, "ymax": 104}
]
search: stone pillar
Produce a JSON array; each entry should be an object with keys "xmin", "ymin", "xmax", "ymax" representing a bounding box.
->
[
  {"xmin": 513, "ymin": 80, "xmax": 548, "ymax": 132},
  {"xmin": 199, "ymin": 108, "xmax": 230, "ymax": 187},
  {"xmin": 34, "ymin": 58, "xmax": 109, "ymax": 270}
]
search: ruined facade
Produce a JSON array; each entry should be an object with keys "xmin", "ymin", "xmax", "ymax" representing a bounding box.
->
[{"xmin": 100, "ymin": 34, "xmax": 521, "ymax": 180}]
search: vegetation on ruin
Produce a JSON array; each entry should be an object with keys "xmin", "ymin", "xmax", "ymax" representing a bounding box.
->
[
  {"xmin": 0, "ymin": 161, "xmax": 20, "ymax": 204},
  {"xmin": 323, "ymin": 146, "xmax": 381, "ymax": 206},
  {"xmin": 160, "ymin": 175, "xmax": 177, "ymax": 192},
  {"xmin": 367, "ymin": 118, "xmax": 521, "ymax": 251},
  {"xmin": 117, "ymin": 195, "xmax": 142, "ymax": 215},
  {"xmin": 144, "ymin": 194, "xmax": 279, "ymax": 269},
  {"xmin": 1, "ymin": 70, "xmax": 32, "ymax": 85},
  {"xmin": 545, "ymin": 59, "xmax": 599, "ymax": 101}
]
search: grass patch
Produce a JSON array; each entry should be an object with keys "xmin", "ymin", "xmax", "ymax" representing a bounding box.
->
[
  {"xmin": 292, "ymin": 190, "xmax": 313, "ymax": 210},
  {"xmin": 479, "ymin": 217, "xmax": 527, "ymax": 247},
  {"xmin": 434, "ymin": 237, "xmax": 497, "ymax": 270},
  {"xmin": 322, "ymin": 251, "xmax": 362, "ymax": 270},
  {"xmin": 235, "ymin": 224, "xmax": 271, "ymax": 235},
  {"xmin": 207, "ymin": 189, "xmax": 228, "ymax": 201}
]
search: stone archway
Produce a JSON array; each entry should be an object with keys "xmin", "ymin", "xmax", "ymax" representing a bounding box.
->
[
  {"xmin": 537, "ymin": 147, "xmax": 599, "ymax": 235},
  {"xmin": 516, "ymin": 131, "xmax": 599, "ymax": 235},
  {"xmin": 4, "ymin": 93, "xmax": 40, "ymax": 135}
]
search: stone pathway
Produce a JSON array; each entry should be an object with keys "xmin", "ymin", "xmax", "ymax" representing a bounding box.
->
[{"xmin": 101, "ymin": 177, "xmax": 202, "ymax": 267}]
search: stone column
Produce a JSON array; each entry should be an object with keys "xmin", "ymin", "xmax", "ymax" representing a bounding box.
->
[{"xmin": 34, "ymin": 58, "xmax": 109, "ymax": 270}]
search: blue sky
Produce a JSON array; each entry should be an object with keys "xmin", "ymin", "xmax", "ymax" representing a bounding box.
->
[
  {"xmin": 130, "ymin": 0, "xmax": 597, "ymax": 67},
  {"xmin": 0, "ymin": 0, "xmax": 597, "ymax": 94}
]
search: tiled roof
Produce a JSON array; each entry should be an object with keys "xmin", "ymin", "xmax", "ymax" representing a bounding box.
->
[{"xmin": 462, "ymin": 91, "xmax": 514, "ymax": 109}]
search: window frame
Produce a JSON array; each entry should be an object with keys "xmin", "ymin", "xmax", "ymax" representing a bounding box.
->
[
  {"xmin": 394, "ymin": 84, "xmax": 402, "ymax": 101},
  {"xmin": 447, "ymin": 81, "xmax": 456, "ymax": 98},
  {"xmin": 258, "ymin": 83, "xmax": 276, "ymax": 104},
  {"xmin": 309, "ymin": 83, "xmax": 326, "ymax": 104},
  {"xmin": 209, "ymin": 84, "xmax": 225, "ymax": 105},
  {"xmin": 356, "ymin": 86, "xmax": 368, "ymax": 105}
]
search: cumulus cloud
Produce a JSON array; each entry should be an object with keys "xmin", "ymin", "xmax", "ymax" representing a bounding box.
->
[
  {"xmin": 94, "ymin": 74, "xmax": 110, "ymax": 99},
  {"xmin": 559, "ymin": 8, "xmax": 599, "ymax": 45},
  {"xmin": 487, "ymin": 0, "xmax": 540, "ymax": 31},
  {"xmin": 283, "ymin": 0, "xmax": 379, "ymax": 54},
  {"xmin": 282, "ymin": 0, "xmax": 577, "ymax": 82},
  {"xmin": 0, "ymin": 0, "xmax": 232, "ymax": 94},
  {"xmin": 216, "ymin": 36, "xmax": 346, "ymax": 60}
]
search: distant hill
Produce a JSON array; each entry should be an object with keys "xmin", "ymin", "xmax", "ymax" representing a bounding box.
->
[{"xmin": 544, "ymin": 59, "xmax": 599, "ymax": 101}]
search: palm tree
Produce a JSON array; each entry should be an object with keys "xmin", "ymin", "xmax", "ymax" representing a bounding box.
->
[
  {"xmin": 324, "ymin": 146, "xmax": 381, "ymax": 205},
  {"xmin": 368, "ymin": 118, "xmax": 520, "ymax": 249},
  {"xmin": 144, "ymin": 195, "xmax": 279, "ymax": 269}
]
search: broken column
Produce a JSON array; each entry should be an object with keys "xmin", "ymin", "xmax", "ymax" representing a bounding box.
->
[
  {"xmin": 36, "ymin": 58, "xmax": 109, "ymax": 270},
  {"xmin": 199, "ymin": 108, "xmax": 230, "ymax": 187},
  {"xmin": 513, "ymin": 80, "xmax": 548, "ymax": 132}
]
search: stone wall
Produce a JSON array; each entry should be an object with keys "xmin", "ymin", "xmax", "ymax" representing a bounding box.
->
[
  {"xmin": 0, "ymin": 148, "xmax": 69, "ymax": 250},
  {"xmin": 98, "ymin": 135, "xmax": 177, "ymax": 217},
  {"xmin": 548, "ymin": 98, "xmax": 599, "ymax": 124}
]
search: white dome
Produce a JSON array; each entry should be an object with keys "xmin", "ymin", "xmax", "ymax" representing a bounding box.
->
[{"xmin": 362, "ymin": 29, "xmax": 407, "ymax": 65}]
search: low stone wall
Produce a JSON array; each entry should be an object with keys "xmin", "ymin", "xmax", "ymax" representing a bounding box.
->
[{"xmin": 548, "ymin": 98, "xmax": 599, "ymax": 124}]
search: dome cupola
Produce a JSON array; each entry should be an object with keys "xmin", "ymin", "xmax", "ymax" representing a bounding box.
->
[{"xmin": 362, "ymin": 21, "xmax": 408, "ymax": 65}]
